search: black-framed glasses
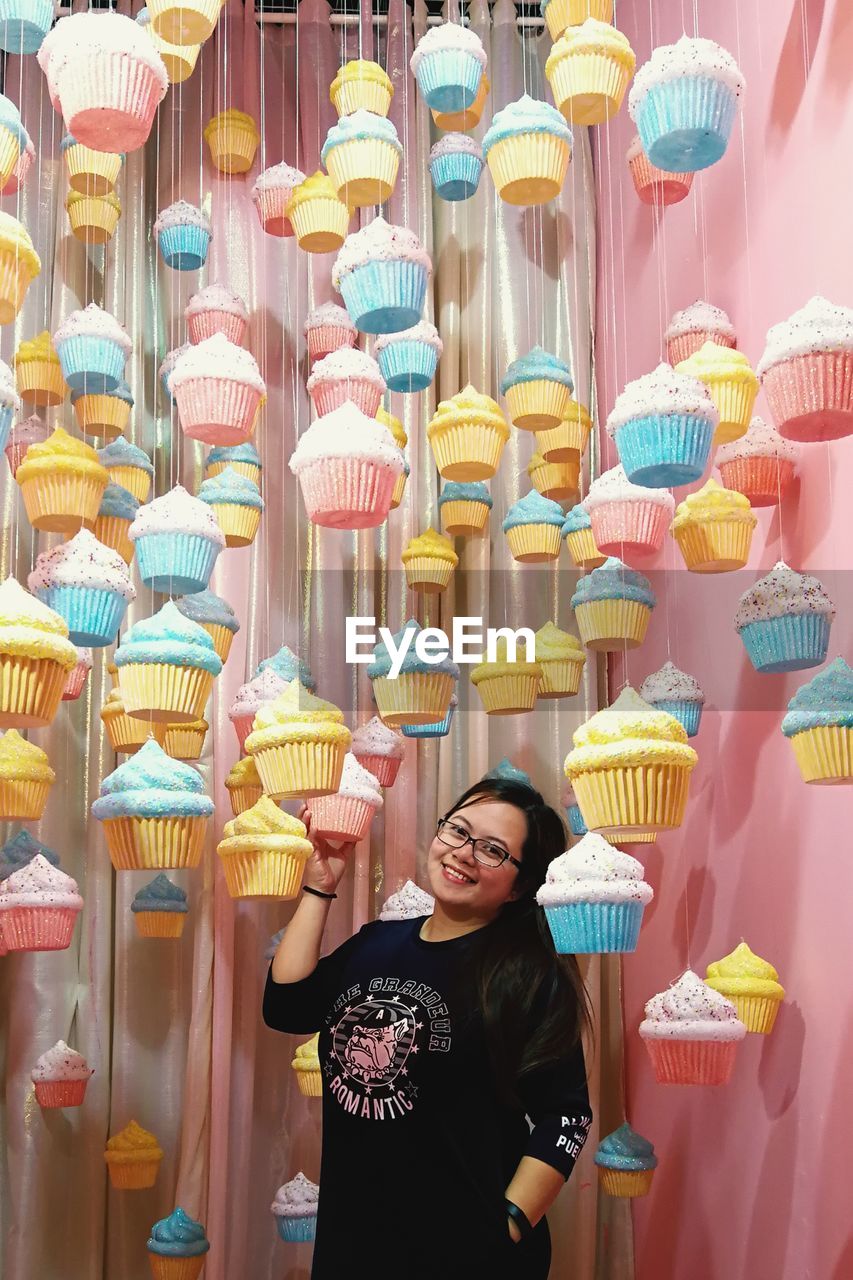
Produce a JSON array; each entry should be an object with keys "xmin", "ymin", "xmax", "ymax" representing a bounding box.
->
[{"xmin": 435, "ymin": 818, "xmax": 523, "ymax": 871}]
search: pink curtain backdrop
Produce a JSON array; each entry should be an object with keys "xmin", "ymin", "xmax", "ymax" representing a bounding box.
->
[{"xmin": 594, "ymin": 2, "xmax": 853, "ymax": 1278}]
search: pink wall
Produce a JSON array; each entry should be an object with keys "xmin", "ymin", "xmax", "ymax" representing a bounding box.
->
[{"xmin": 593, "ymin": 3, "xmax": 853, "ymax": 1278}]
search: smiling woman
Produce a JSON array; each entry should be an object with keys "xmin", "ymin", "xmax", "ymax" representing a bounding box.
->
[{"xmin": 264, "ymin": 776, "xmax": 592, "ymax": 1280}]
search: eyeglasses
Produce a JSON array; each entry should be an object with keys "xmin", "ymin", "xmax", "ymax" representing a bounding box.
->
[{"xmin": 435, "ymin": 818, "xmax": 523, "ymax": 871}]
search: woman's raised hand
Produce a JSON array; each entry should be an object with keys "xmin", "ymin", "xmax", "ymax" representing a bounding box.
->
[{"xmin": 299, "ymin": 804, "xmax": 355, "ymax": 895}]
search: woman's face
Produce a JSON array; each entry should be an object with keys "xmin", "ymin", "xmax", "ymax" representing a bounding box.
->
[{"xmin": 425, "ymin": 796, "xmax": 528, "ymax": 919}]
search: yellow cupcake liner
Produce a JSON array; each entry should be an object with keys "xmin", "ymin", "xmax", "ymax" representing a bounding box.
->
[
  {"xmin": 536, "ymin": 414, "xmax": 590, "ymax": 460},
  {"xmin": 134, "ymin": 911, "xmax": 186, "ymax": 939},
  {"xmin": 0, "ymin": 777, "xmax": 51, "ymax": 820},
  {"xmin": 390, "ymin": 470, "xmax": 407, "ymax": 510},
  {"xmin": 571, "ymin": 761, "xmax": 692, "ymax": 834},
  {"xmin": 0, "ymin": 130, "xmax": 19, "ymax": 189},
  {"xmin": 475, "ymin": 672, "xmax": 540, "ymax": 715},
  {"xmin": 67, "ymin": 196, "xmax": 120, "ymax": 245},
  {"xmin": 209, "ymin": 501, "xmax": 261, "ymax": 548},
  {"xmin": 93, "ymin": 515, "xmax": 134, "ymax": 566},
  {"xmin": 440, "ymin": 498, "xmax": 489, "ymax": 536},
  {"xmin": 429, "ymin": 421, "xmax": 507, "ymax": 481},
  {"xmin": 529, "ymin": 457, "xmax": 579, "ymax": 502},
  {"xmin": 486, "ymin": 133, "xmax": 570, "ymax": 207},
  {"xmin": 789, "ymin": 726, "xmax": 853, "ymax": 784},
  {"xmin": 673, "ymin": 518, "xmax": 754, "ymax": 573},
  {"xmin": 295, "ymin": 1068, "xmax": 323, "ymax": 1098},
  {"xmin": 565, "ymin": 526, "xmax": 606, "ymax": 569},
  {"xmin": 102, "ymin": 709, "xmax": 166, "ymax": 754},
  {"xmin": 16, "ymin": 359, "xmax": 67, "ymax": 407},
  {"xmin": 723, "ymin": 993, "xmax": 781, "ymax": 1034},
  {"xmin": 205, "ymin": 458, "xmax": 260, "ymax": 485},
  {"xmin": 544, "ymin": 0, "xmax": 613, "ymax": 41},
  {"xmin": 201, "ymin": 622, "xmax": 234, "ymax": 665},
  {"xmin": 505, "ymin": 523, "xmax": 562, "ymax": 563},
  {"xmin": 106, "ymin": 464, "xmax": 150, "ymax": 503},
  {"xmin": 0, "ymin": 248, "xmax": 37, "ymax": 325},
  {"xmin": 226, "ymin": 783, "xmax": 263, "ymax": 817},
  {"xmin": 597, "ymin": 1167, "xmax": 654, "ymax": 1198},
  {"xmin": 101, "ymin": 815, "xmax": 208, "ymax": 871},
  {"xmin": 251, "ymin": 738, "xmax": 347, "ymax": 799},
  {"xmin": 148, "ymin": 1255, "xmax": 205, "ymax": 1280},
  {"xmin": 574, "ymin": 598, "xmax": 652, "ymax": 650},
  {"xmin": 150, "ymin": 31, "xmax": 200, "ymax": 83},
  {"xmin": 150, "ymin": 0, "xmax": 220, "ymax": 45},
  {"xmin": 538, "ymin": 656, "xmax": 585, "ymax": 698},
  {"xmin": 403, "ymin": 555, "xmax": 455, "ymax": 592},
  {"xmin": 709, "ymin": 378, "xmax": 759, "ymax": 445},
  {"xmin": 206, "ymin": 120, "xmax": 258, "ymax": 174},
  {"xmin": 0, "ymin": 656, "xmax": 69, "ymax": 729},
  {"xmin": 218, "ymin": 847, "xmax": 306, "ymax": 899},
  {"xmin": 506, "ymin": 379, "xmax": 572, "ymax": 431},
  {"xmin": 332, "ymin": 80, "xmax": 392, "ymax": 119},
  {"xmin": 118, "ymin": 663, "xmax": 214, "ymax": 724},
  {"xmin": 105, "ymin": 1156, "xmax": 162, "ymax": 1190},
  {"xmin": 547, "ymin": 50, "xmax": 632, "ymax": 126},
  {"xmin": 372, "ymin": 672, "xmax": 454, "ymax": 726},
  {"xmin": 432, "ymin": 74, "xmax": 490, "ymax": 132},
  {"xmin": 289, "ymin": 196, "xmax": 349, "ymax": 254},
  {"xmin": 164, "ymin": 724, "xmax": 206, "ymax": 761},
  {"xmin": 19, "ymin": 472, "xmax": 105, "ymax": 534},
  {"xmin": 64, "ymin": 144, "xmax": 122, "ymax": 196},
  {"xmin": 73, "ymin": 392, "xmax": 130, "ymax": 440},
  {"xmin": 326, "ymin": 138, "xmax": 400, "ymax": 208}
]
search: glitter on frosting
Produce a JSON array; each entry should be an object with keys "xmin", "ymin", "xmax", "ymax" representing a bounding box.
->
[
  {"xmin": 438, "ymin": 480, "xmax": 492, "ymax": 508},
  {"xmin": 606, "ymin": 362, "xmax": 719, "ymax": 435},
  {"xmin": 291, "ymin": 1032, "xmax": 320, "ymax": 1069},
  {"xmin": 639, "ymin": 969, "xmax": 747, "ymax": 1042},
  {"xmin": 198, "ymin": 467, "xmax": 264, "ymax": 509},
  {"xmin": 401, "ymin": 527, "xmax": 458, "ymax": 565},
  {"xmin": 570, "ymin": 558, "xmax": 656, "ymax": 609},
  {"xmin": 546, "ymin": 18, "xmax": 636, "ymax": 68},
  {"xmin": 594, "ymin": 1123, "xmax": 658, "ymax": 1172},
  {"xmin": 131, "ymin": 873, "xmax": 188, "ymax": 913},
  {"xmin": 535, "ymin": 833, "xmax": 653, "ymax": 907},
  {"xmin": 53, "ymin": 302, "xmax": 132, "ymax": 357},
  {"xmin": 289, "ymin": 402, "xmax": 405, "ymax": 472},
  {"xmin": 561, "ymin": 504, "xmax": 593, "ymax": 535},
  {"xmin": 321, "ymin": 109, "xmax": 402, "ymax": 162},
  {"xmin": 534, "ymin": 621, "xmax": 586, "ymax": 662},
  {"xmin": 502, "ymin": 490, "xmax": 565, "ymax": 531},
  {"xmin": 715, "ymin": 416, "xmax": 801, "ymax": 465},
  {"xmin": 255, "ymin": 644, "xmax": 316, "ymax": 690},
  {"xmin": 175, "ymin": 590, "xmax": 240, "ymax": 634},
  {"xmin": 128, "ymin": 484, "xmax": 225, "ymax": 545},
  {"xmin": 230, "ymin": 668, "xmax": 288, "ymax": 719},
  {"xmin": 331, "ymin": 216, "xmax": 432, "ymax": 287},
  {"xmin": 325, "ymin": 751, "xmax": 383, "ymax": 808},
  {"xmin": 374, "ymin": 320, "xmax": 443, "ymax": 355},
  {"xmin": 184, "ymin": 284, "xmax": 248, "ymax": 320},
  {"xmin": 379, "ymin": 878, "xmax": 435, "ymax": 920},
  {"xmin": 168, "ymin": 334, "xmax": 266, "ymax": 394},
  {"xmin": 640, "ymin": 661, "xmax": 705, "ymax": 705},
  {"xmin": 271, "ymin": 1173, "xmax": 320, "ymax": 1217},
  {"xmin": 221, "ymin": 795, "xmax": 310, "ymax": 842},
  {"xmin": 158, "ymin": 343, "xmax": 190, "ymax": 381},
  {"xmin": 351, "ymin": 715, "xmax": 406, "ymax": 759},
  {"xmin": 483, "ymin": 93, "xmax": 572, "ymax": 154},
  {"xmin": 153, "ymin": 200, "xmax": 211, "ymax": 235},
  {"xmin": 304, "ymin": 302, "xmax": 356, "ymax": 335},
  {"xmin": 245, "ymin": 681, "xmax": 351, "ymax": 754},
  {"xmin": 409, "ymin": 21, "xmax": 487, "ymax": 73},
  {"xmin": 28, "ymin": 529, "xmax": 137, "ymax": 601},
  {"xmin": 367, "ymin": 618, "xmax": 460, "ymax": 679},
  {"xmin": 38, "ymin": 10, "xmax": 169, "ymax": 88},
  {"xmin": 564, "ymin": 686, "xmax": 698, "ymax": 776},
  {"xmin": 7, "ymin": 415, "xmax": 49, "ymax": 456},
  {"xmin": 114, "ymin": 600, "xmax": 223, "ymax": 675},
  {"xmin": 672, "ymin": 478, "xmax": 757, "ymax": 529},
  {"xmin": 98, "ymin": 437, "xmax": 154, "ymax": 475},
  {"xmin": 0, "ymin": 853, "xmax": 82, "ymax": 910},
  {"xmin": 470, "ymin": 636, "xmax": 541, "ymax": 682},
  {"xmin": 582, "ymin": 464, "xmax": 677, "ymax": 514},
  {"xmin": 206, "ymin": 441, "xmax": 261, "ymax": 470},
  {"xmin": 31, "ymin": 1040, "xmax": 93, "ymax": 1082},
  {"xmin": 429, "ymin": 133, "xmax": 483, "ymax": 164},
  {"xmin": 91, "ymin": 739, "xmax": 214, "ymax": 820},
  {"xmin": 665, "ymin": 300, "xmax": 736, "ymax": 342},
  {"xmin": 0, "ymin": 211, "xmax": 40, "ymax": 277},
  {"xmin": 705, "ymin": 941, "xmax": 785, "ymax": 999},
  {"xmin": 306, "ymin": 347, "xmax": 386, "ymax": 391},
  {"xmin": 629, "ymin": 36, "xmax": 745, "ymax": 117},
  {"xmin": 482, "ymin": 757, "xmax": 533, "ymax": 787},
  {"xmin": 757, "ymin": 296, "xmax": 853, "ymax": 375},
  {"xmin": 0, "ymin": 576, "xmax": 79, "ymax": 667},
  {"xmin": 781, "ymin": 658, "xmax": 853, "ymax": 736},
  {"xmin": 0, "ymin": 730, "xmax": 55, "ymax": 782},
  {"xmin": 0, "ymin": 830, "xmax": 59, "ymax": 879},
  {"xmin": 106, "ymin": 1119, "xmax": 162, "ymax": 1154},
  {"xmin": 16, "ymin": 428, "xmax": 107, "ymax": 484},
  {"xmin": 147, "ymin": 1208, "xmax": 209, "ymax": 1258},
  {"xmin": 251, "ymin": 162, "xmax": 305, "ymax": 196},
  {"xmin": 500, "ymin": 346, "xmax": 574, "ymax": 393},
  {"xmin": 0, "ymin": 356, "xmax": 19, "ymax": 411},
  {"xmin": 734, "ymin": 561, "xmax": 835, "ymax": 629}
]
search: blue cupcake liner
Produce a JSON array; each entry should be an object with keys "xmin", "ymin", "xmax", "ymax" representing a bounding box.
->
[
  {"xmin": 739, "ymin": 613, "xmax": 831, "ymax": 675},
  {"xmin": 544, "ymin": 900, "xmax": 646, "ymax": 955},
  {"xmin": 651, "ymin": 698, "xmax": 703, "ymax": 738},
  {"xmin": 566, "ymin": 803, "xmax": 587, "ymax": 836},
  {"xmin": 378, "ymin": 339, "xmax": 438, "ymax": 393},
  {"xmin": 415, "ymin": 49, "xmax": 483, "ymax": 112},
  {"xmin": 401, "ymin": 705, "xmax": 455, "ymax": 738},
  {"xmin": 339, "ymin": 259, "xmax": 428, "ymax": 335},
  {"xmin": 34, "ymin": 584, "xmax": 129, "ymax": 647},
  {"xmin": 276, "ymin": 1213, "xmax": 317, "ymax": 1242},
  {"xmin": 57, "ymin": 334, "xmax": 126, "ymax": 394},
  {"xmin": 614, "ymin": 413, "xmax": 715, "ymax": 488},
  {"xmin": 160, "ymin": 372, "xmax": 175, "ymax": 403},
  {"xmin": 0, "ymin": 403, "xmax": 13, "ymax": 453},
  {"xmin": 637, "ymin": 76, "xmax": 739, "ymax": 173},
  {"xmin": 0, "ymin": 0, "xmax": 53, "ymax": 53},
  {"xmin": 135, "ymin": 531, "xmax": 221, "ymax": 595},
  {"xmin": 158, "ymin": 223, "xmax": 212, "ymax": 272},
  {"xmin": 429, "ymin": 151, "xmax": 484, "ymax": 202}
]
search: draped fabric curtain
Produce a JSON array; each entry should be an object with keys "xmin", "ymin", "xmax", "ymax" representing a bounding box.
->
[{"xmin": 0, "ymin": 2, "xmax": 631, "ymax": 1276}]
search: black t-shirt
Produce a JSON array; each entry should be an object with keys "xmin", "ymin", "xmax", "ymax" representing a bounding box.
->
[{"xmin": 263, "ymin": 916, "xmax": 592, "ymax": 1280}]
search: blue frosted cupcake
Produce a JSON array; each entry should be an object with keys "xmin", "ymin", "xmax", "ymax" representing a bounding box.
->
[
  {"xmin": 561, "ymin": 783, "xmax": 588, "ymax": 836},
  {"xmin": 438, "ymin": 480, "xmax": 492, "ymax": 537},
  {"xmin": 428, "ymin": 134, "xmax": 484, "ymax": 201},
  {"xmin": 483, "ymin": 95, "xmax": 572, "ymax": 207},
  {"xmin": 131, "ymin": 873, "xmax": 189, "ymax": 938},
  {"xmin": 502, "ymin": 490, "xmax": 565, "ymax": 563},
  {"xmin": 206, "ymin": 440, "xmax": 262, "ymax": 485},
  {"xmin": 735, "ymin": 562, "xmax": 835, "ymax": 674},
  {"xmin": 0, "ymin": 357, "xmax": 19, "ymax": 451},
  {"xmin": 153, "ymin": 200, "xmax": 212, "ymax": 271},
  {"xmin": 367, "ymin": 617, "xmax": 459, "ymax": 727},
  {"xmin": 482, "ymin": 757, "xmax": 533, "ymax": 788},
  {"xmin": 570, "ymin": 557, "xmax": 656, "ymax": 651},
  {"xmin": 0, "ymin": 94, "xmax": 24, "ymax": 179},
  {"xmin": 0, "ymin": 0, "xmax": 54, "ymax": 53},
  {"xmin": 198, "ymin": 466, "xmax": 264, "ymax": 549},
  {"xmin": 535, "ymin": 832, "xmax": 653, "ymax": 954},
  {"xmin": 98, "ymin": 436, "xmax": 154, "ymax": 504},
  {"xmin": 606, "ymin": 363, "xmax": 718, "ymax": 488},
  {"xmin": 321, "ymin": 109, "xmax": 402, "ymax": 207},
  {"xmin": 175, "ymin": 589, "xmax": 240, "ymax": 664},
  {"xmin": 158, "ymin": 343, "xmax": 190, "ymax": 404},
  {"xmin": 409, "ymin": 22, "xmax": 487, "ymax": 112},
  {"xmin": 595, "ymin": 1123, "xmax": 658, "ymax": 1197},
  {"xmin": 561, "ymin": 504, "xmax": 606, "ymax": 570},
  {"xmin": 113, "ymin": 603, "xmax": 222, "ymax": 729},
  {"xmin": 628, "ymin": 36, "xmax": 745, "ymax": 174},
  {"xmin": 402, "ymin": 691, "xmax": 457, "ymax": 738},
  {"xmin": 272, "ymin": 1173, "xmax": 319, "ymax": 1243},
  {"xmin": 28, "ymin": 528, "xmax": 136, "ymax": 647},
  {"xmin": 782, "ymin": 658, "xmax": 853, "ymax": 785},
  {"xmin": 375, "ymin": 321, "xmax": 443, "ymax": 392},
  {"xmin": 255, "ymin": 644, "xmax": 316, "ymax": 690},
  {"xmin": 501, "ymin": 346, "xmax": 574, "ymax": 431},
  {"xmin": 93, "ymin": 482, "xmax": 140, "ymax": 567},
  {"xmin": 640, "ymin": 661, "xmax": 705, "ymax": 737},
  {"xmin": 53, "ymin": 303, "xmax": 132, "ymax": 394},
  {"xmin": 128, "ymin": 484, "xmax": 226, "ymax": 595},
  {"xmin": 332, "ymin": 216, "xmax": 432, "ymax": 335},
  {"xmin": 0, "ymin": 830, "xmax": 59, "ymax": 879},
  {"xmin": 147, "ymin": 1208, "xmax": 210, "ymax": 1270}
]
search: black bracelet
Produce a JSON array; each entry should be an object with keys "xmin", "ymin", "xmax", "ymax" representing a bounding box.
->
[
  {"xmin": 505, "ymin": 1199, "xmax": 534, "ymax": 1240},
  {"xmin": 303, "ymin": 885, "xmax": 337, "ymax": 901}
]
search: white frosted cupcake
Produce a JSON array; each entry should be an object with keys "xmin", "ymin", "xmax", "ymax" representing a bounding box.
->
[
  {"xmin": 734, "ymin": 561, "xmax": 835, "ymax": 674},
  {"xmin": 128, "ymin": 483, "xmax": 225, "ymax": 595},
  {"xmin": 606, "ymin": 363, "xmax": 718, "ymax": 488},
  {"xmin": 639, "ymin": 661, "xmax": 705, "ymax": 737},
  {"xmin": 5, "ymin": 413, "xmax": 50, "ymax": 477},
  {"xmin": 31, "ymin": 1040, "xmax": 94, "ymax": 1108},
  {"xmin": 0, "ymin": 853, "xmax": 83, "ymax": 952},
  {"xmin": 715, "ymin": 416, "xmax": 800, "ymax": 507},
  {"xmin": 535, "ymin": 832, "xmax": 653, "ymax": 954},
  {"xmin": 757, "ymin": 296, "xmax": 853, "ymax": 442},
  {"xmin": 331, "ymin": 215, "xmax": 432, "ymax": 335},
  {"xmin": 304, "ymin": 302, "xmax": 358, "ymax": 363},
  {"xmin": 306, "ymin": 347, "xmax": 386, "ymax": 418},
  {"xmin": 153, "ymin": 199, "xmax": 211, "ymax": 271},
  {"xmin": 639, "ymin": 969, "xmax": 746, "ymax": 1085},
  {"xmin": 169, "ymin": 333, "xmax": 266, "ymax": 447},
  {"xmin": 271, "ymin": 1172, "xmax": 320, "ymax": 1243},
  {"xmin": 53, "ymin": 302, "xmax": 132, "ymax": 394},
  {"xmin": 582, "ymin": 464, "xmax": 675, "ymax": 558},
  {"xmin": 379, "ymin": 879, "xmax": 435, "ymax": 921},
  {"xmin": 409, "ymin": 22, "xmax": 486, "ymax": 115},
  {"xmin": 185, "ymin": 284, "xmax": 249, "ymax": 347},
  {"xmin": 665, "ymin": 301, "xmax": 736, "ymax": 366},
  {"xmin": 310, "ymin": 751, "xmax": 383, "ymax": 844},
  {"xmin": 374, "ymin": 320, "xmax": 443, "ymax": 393},
  {"xmin": 229, "ymin": 668, "xmax": 288, "ymax": 752},
  {"xmin": 159, "ymin": 341, "xmax": 190, "ymax": 402},
  {"xmin": 350, "ymin": 715, "xmax": 406, "ymax": 787},
  {"xmin": 289, "ymin": 402, "xmax": 405, "ymax": 530},
  {"xmin": 27, "ymin": 528, "xmax": 136, "ymax": 648},
  {"xmin": 252, "ymin": 162, "xmax": 305, "ymax": 238}
]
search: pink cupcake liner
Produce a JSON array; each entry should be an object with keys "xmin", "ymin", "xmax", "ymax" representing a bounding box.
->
[
  {"xmin": 307, "ymin": 325, "xmax": 358, "ymax": 362},
  {"xmin": 352, "ymin": 752, "xmax": 401, "ymax": 788},
  {"xmin": 254, "ymin": 186, "xmax": 297, "ymax": 237},
  {"xmin": 59, "ymin": 51, "xmax": 164, "ymax": 152},
  {"xmin": 667, "ymin": 330, "xmax": 735, "ymax": 366},
  {"xmin": 643, "ymin": 1036, "xmax": 739, "ymax": 1086},
  {"xmin": 717, "ymin": 455, "xmax": 797, "ymax": 507},
  {"xmin": 1, "ymin": 905, "xmax": 79, "ymax": 951},
  {"xmin": 34, "ymin": 1078, "xmax": 91, "ymax": 1109},
  {"xmin": 187, "ymin": 310, "xmax": 247, "ymax": 347},
  {"xmin": 175, "ymin": 376, "xmax": 262, "ymax": 447},
  {"xmin": 63, "ymin": 662, "xmax": 91, "ymax": 701},
  {"xmin": 589, "ymin": 499, "xmax": 671, "ymax": 556},
  {"xmin": 230, "ymin": 712, "xmax": 254, "ymax": 752},
  {"xmin": 629, "ymin": 151, "xmax": 693, "ymax": 206},
  {"xmin": 309, "ymin": 379, "xmax": 383, "ymax": 418},
  {"xmin": 761, "ymin": 351, "xmax": 853, "ymax": 442},
  {"xmin": 310, "ymin": 794, "xmax": 377, "ymax": 843},
  {"xmin": 297, "ymin": 457, "xmax": 397, "ymax": 530}
]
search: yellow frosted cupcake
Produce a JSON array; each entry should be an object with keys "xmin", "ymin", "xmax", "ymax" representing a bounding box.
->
[
  {"xmin": 0, "ymin": 578, "xmax": 78, "ymax": 728},
  {"xmin": 503, "ymin": 491, "xmax": 564, "ymax": 562},
  {"xmin": 376, "ymin": 408, "xmax": 408, "ymax": 508},
  {"xmin": 367, "ymin": 619, "xmax": 458, "ymax": 727},
  {"xmin": 225, "ymin": 754, "xmax": 263, "ymax": 816},
  {"xmin": 676, "ymin": 342, "xmax": 759, "ymax": 445},
  {"xmin": 164, "ymin": 718, "xmax": 208, "ymax": 761},
  {"xmin": 427, "ymin": 384, "xmax": 510, "ymax": 481},
  {"xmin": 535, "ymin": 622, "xmax": 586, "ymax": 697},
  {"xmin": 0, "ymin": 729, "xmax": 55, "ymax": 819},
  {"xmin": 672, "ymin": 479, "xmax": 757, "ymax": 573},
  {"xmin": 292, "ymin": 1032, "xmax": 322, "ymax": 1097},
  {"xmin": 204, "ymin": 109, "xmax": 259, "ymax": 174},
  {"xmin": 100, "ymin": 689, "xmax": 167, "ymax": 755},
  {"xmin": 482, "ymin": 95, "xmax": 572, "ymax": 207},
  {"xmin": 542, "ymin": 0, "xmax": 613, "ymax": 42},
  {"xmin": 61, "ymin": 135, "xmax": 123, "ymax": 196},
  {"xmin": 104, "ymin": 1120, "xmax": 164, "ymax": 1190},
  {"xmin": 244, "ymin": 680, "xmax": 352, "ymax": 800},
  {"xmin": 331, "ymin": 59, "xmax": 394, "ymax": 118},
  {"xmin": 564, "ymin": 686, "xmax": 698, "ymax": 836},
  {"xmin": 528, "ymin": 450, "xmax": 579, "ymax": 502},
  {"xmin": 0, "ymin": 212, "xmax": 41, "ymax": 324},
  {"xmin": 536, "ymin": 398, "xmax": 592, "ymax": 462},
  {"xmin": 65, "ymin": 190, "xmax": 121, "ymax": 244},
  {"xmin": 13, "ymin": 332, "xmax": 67, "ymax": 407},
  {"xmin": 432, "ymin": 73, "xmax": 490, "ymax": 132},
  {"xmin": 470, "ymin": 636, "xmax": 542, "ymax": 715},
  {"xmin": 546, "ymin": 20, "xmax": 636, "ymax": 125},
  {"xmin": 401, "ymin": 528, "xmax": 459, "ymax": 592},
  {"xmin": 15, "ymin": 427, "xmax": 109, "ymax": 534},
  {"xmin": 286, "ymin": 172, "xmax": 350, "ymax": 254},
  {"xmin": 706, "ymin": 942, "xmax": 785, "ymax": 1034},
  {"xmin": 217, "ymin": 795, "xmax": 313, "ymax": 899}
]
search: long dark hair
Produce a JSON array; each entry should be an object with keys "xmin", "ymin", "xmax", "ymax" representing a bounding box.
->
[{"xmin": 441, "ymin": 777, "xmax": 592, "ymax": 1108}]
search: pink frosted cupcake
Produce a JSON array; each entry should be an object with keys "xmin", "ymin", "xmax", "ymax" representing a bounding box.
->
[
  {"xmin": 0, "ymin": 853, "xmax": 83, "ymax": 952},
  {"xmin": 5, "ymin": 413, "xmax": 50, "ymax": 478},
  {"xmin": 639, "ymin": 969, "xmax": 746, "ymax": 1086},
  {"xmin": 665, "ymin": 301, "xmax": 736, "ymax": 367},
  {"xmin": 31, "ymin": 1040, "xmax": 94, "ymax": 1109},
  {"xmin": 715, "ymin": 416, "xmax": 800, "ymax": 507},
  {"xmin": 304, "ymin": 303, "xmax": 358, "ymax": 363},
  {"xmin": 185, "ymin": 284, "xmax": 249, "ymax": 347},
  {"xmin": 289, "ymin": 402, "xmax": 405, "ymax": 530},
  {"xmin": 251, "ymin": 162, "xmax": 305, "ymax": 237},
  {"xmin": 228, "ymin": 668, "xmax": 287, "ymax": 752},
  {"xmin": 350, "ymin": 715, "xmax": 406, "ymax": 787},
  {"xmin": 627, "ymin": 134, "xmax": 693, "ymax": 207},
  {"xmin": 310, "ymin": 751, "xmax": 383, "ymax": 843},
  {"xmin": 169, "ymin": 333, "xmax": 266, "ymax": 447},
  {"xmin": 306, "ymin": 347, "xmax": 386, "ymax": 418},
  {"xmin": 582, "ymin": 464, "xmax": 675, "ymax": 558},
  {"xmin": 63, "ymin": 646, "xmax": 94, "ymax": 701},
  {"xmin": 757, "ymin": 296, "xmax": 853, "ymax": 441},
  {"xmin": 2, "ymin": 136, "xmax": 35, "ymax": 198}
]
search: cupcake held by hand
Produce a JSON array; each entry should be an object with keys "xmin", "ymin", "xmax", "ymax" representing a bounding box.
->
[
  {"xmin": 217, "ymin": 796, "xmax": 314, "ymax": 899},
  {"xmin": 310, "ymin": 751, "xmax": 383, "ymax": 844}
]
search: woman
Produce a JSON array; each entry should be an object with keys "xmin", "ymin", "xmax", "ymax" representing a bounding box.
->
[{"xmin": 264, "ymin": 775, "xmax": 592, "ymax": 1279}]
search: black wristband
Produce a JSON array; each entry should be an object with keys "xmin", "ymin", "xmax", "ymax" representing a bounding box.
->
[
  {"xmin": 303, "ymin": 885, "xmax": 337, "ymax": 901},
  {"xmin": 505, "ymin": 1199, "xmax": 534, "ymax": 1239}
]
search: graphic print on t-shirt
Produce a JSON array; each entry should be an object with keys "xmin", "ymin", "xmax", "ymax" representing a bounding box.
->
[{"xmin": 335, "ymin": 998, "xmax": 414, "ymax": 1087}]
